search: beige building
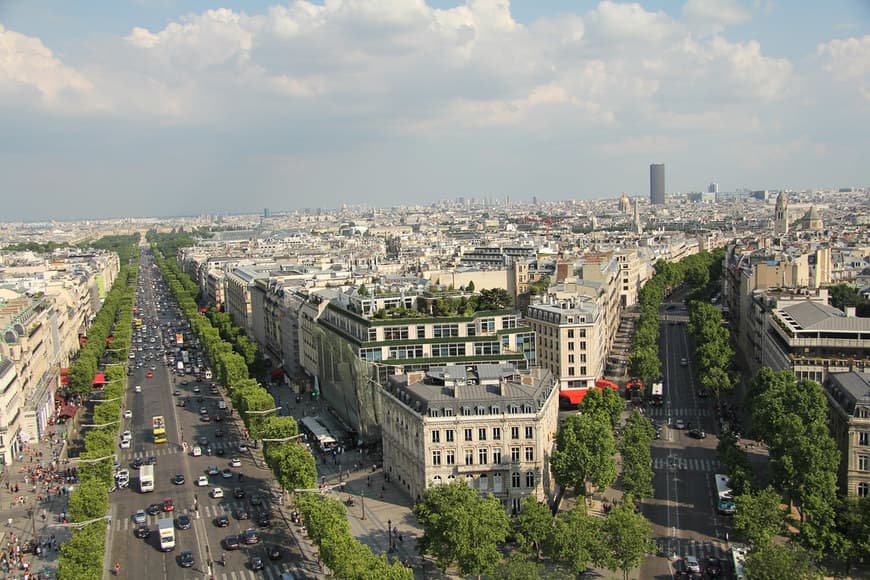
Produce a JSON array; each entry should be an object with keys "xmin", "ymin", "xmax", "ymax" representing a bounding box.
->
[
  {"xmin": 380, "ymin": 365, "xmax": 560, "ymax": 513},
  {"xmin": 526, "ymin": 298, "xmax": 605, "ymax": 393},
  {"xmin": 823, "ymin": 372, "xmax": 870, "ymax": 498}
]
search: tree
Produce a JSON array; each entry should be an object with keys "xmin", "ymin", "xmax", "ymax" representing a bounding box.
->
[
  {"xmin": 599, "ymin": 497, "xmax": 655, "ymax": 580},
  {"xmin": 826, "ymin": 283, "xmax": 862, "ymax": 311},
  {"xmin": 414, "ymin": 481, "xmax": 509, "ymax": 576},
  {"xmin": 259, "ymin": 416, "xmax": 299, "ymax": 441},
  {"xmin": 68, "ymin": 480, "xmax": 108, "ymax": 522},
  {"xmin": 578, "ymin": 387, "xmax": 624, "ymax": 428},
  {"xmin": 733, "ymin": 487, "xmax": 783, "ymax": 548},
  {"xmin": 477, "ymin": 288, "xmax": 512, "ymax": 310},
  {"xmin": 514, "ymin": 496, "xmax": 553, "ymax": 560},
  {"xmin": 267, "ymin": 443, "xmax": 317, "ymax": 493},
  {"xmin": 743, "ymin": 543, "xmax": 819, "ymax": 580},
  {"xmin": 466, "ymin": 280, "xmax": 475, "ymax": 292},
  {"xmin": 552, "ymin": 413, "xmax": 617, "ymax": 497},
  {"xmin": 495, "ymin": 553, "xmax": 542, "ymax": 580},
  {"xmin": 547, "ymin": 504, "xmax": 603, "ymax": 575},
  {"xmin": 620, "ymin": 411, "xmax": 655, "ymax": 500}
]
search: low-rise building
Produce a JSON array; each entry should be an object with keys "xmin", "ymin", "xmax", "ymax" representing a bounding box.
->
[{"xmin": 380, "ymin": 364, "xmax": 560, "ymax": 512}]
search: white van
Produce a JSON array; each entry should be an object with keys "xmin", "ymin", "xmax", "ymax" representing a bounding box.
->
[
  {"xmin": 217, "ymin": 400, "xmax": 227, "ymax": 411},
  {"xmin": 192, "ymin": 446, "xmax": 202, "ymax": 457}
]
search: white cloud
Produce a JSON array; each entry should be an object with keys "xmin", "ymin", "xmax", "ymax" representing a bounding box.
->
[
  {"xmin": 682, "ymin": 0, "xmax": 750, "ymax": 34},
  {"xmin": 0, "ymin": 23, "xmax": 96, "ymax": 108},
  {"xmin": 709, "ymin": 37, "xmax": 793, "ymax": 101},
  {"xmin": 817, "ymin": 35, "xmax": 870, "ymax": 100}
]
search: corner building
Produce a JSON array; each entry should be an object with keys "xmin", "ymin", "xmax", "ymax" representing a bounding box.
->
[{"xmin": 379, "ymin": 365, "xmax": 559, "ymax": 513}]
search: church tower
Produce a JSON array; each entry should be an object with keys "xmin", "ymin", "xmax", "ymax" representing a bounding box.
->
[{"xmin": 774, "ymin": 191, "xmax": 789, "ymax": 235}]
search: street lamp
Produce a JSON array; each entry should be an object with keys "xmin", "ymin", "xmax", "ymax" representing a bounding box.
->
[
  {"xmin": 67, "ymin": 454, "xmax": 114, "ymax": 464},
  {"xmin": 261, "ymin": 434, "xmax": 304, "ymax": 444},
  {"xmin": 91, "ymin": 397, "xmax": 122, "ymax": 403},
  {"xmin": 80, "ymin": 420, "xmax": 121, "ymax": 429},
  {"xmin": 245, "ymin": 407, "xmax": 281, "ymax": 417}
]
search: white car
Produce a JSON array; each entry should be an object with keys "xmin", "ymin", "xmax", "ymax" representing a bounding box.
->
[
  {"xmin": 120, "ymin": 439, "xmax": 131, "ymax": 449},
  {"xmin": 196, "ymin": 475, "xmax": 209, "ymax": 487},
  {"xmin": 685, "ymin": 555, "xmax": 700, "ymax": 573},
  {"xmin": 121, "ymin": 430, "xmax": 132, "ymax": 441},
  {"xmin": 210, "ymin": 487, "xmax": 224, "ymax": 499},
  {"xmin": 230, "ymin": 457, "xmax": 241, "ymax": 468},
  {"xmin": 123, "ymin": 410, "xmax": 133, "ymax": 419},
  {"xmin": 134, "ymin": 385, "xmax": 142, "ymax": 393}
]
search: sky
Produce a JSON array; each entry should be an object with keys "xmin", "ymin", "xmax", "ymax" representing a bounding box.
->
[{"xmin": 1, "ymin": 0, "xmax": 868, "ymax": 222}]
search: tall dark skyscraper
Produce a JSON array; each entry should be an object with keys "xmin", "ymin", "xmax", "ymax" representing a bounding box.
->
[{"xmin": 650, "ymin": 163, "xmax": 665, "ymax": 205}]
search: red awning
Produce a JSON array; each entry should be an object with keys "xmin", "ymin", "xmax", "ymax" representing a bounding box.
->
[
  {"xmin": 60, "ymin": 367, "xmax": 70, "ymax": 375},
  {"xmin": 61, "ymin": 375, "xmax": 70, "ymax": 386},
  {"xmin": 271, "ymin": 367, "xmax": 284, "ymax": 379},
  {"xmin": 92, "ymin": 373, "xmax": 106, "ymax": 385},
  {"xmin": 54, "ymin": 393, "xmax": 65, "ymax": 402},
  {"xmin": 59, "ymin": 404, "xmax": 77, "ymax": 418}
]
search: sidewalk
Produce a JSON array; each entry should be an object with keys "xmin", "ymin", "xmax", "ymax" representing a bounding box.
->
[{"xmin": 0, "ymin": 429, "xmax": 74, "ymax": 580}]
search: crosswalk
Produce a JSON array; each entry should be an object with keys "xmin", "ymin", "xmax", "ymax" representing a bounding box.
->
[
  {"xmin": 652, "ymin": 456, "xmax": 723, "ymax": 472},
  {"xmin": 118, "ymin": 439, "xmax": 245, "ymax": 462},
  {"xmin": 656, "ymin": 537, "xmax": 728, "ymax": 562},
  {"xmin": 188, "ymin": 565, "xmax": 298, "ymax": 580},
  {"xmin": 646, "ymin": 407, "xmax": 713, "ymax": 418}
]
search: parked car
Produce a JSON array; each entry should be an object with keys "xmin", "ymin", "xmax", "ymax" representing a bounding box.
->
[
  {"xmin": 705, "ymin": 557, "xmax": 723, "ymax": 577},
  {"xmin": 687, "ymin": 428, "xmax": 707, "ymax": 439},
  {"xmin": 674, "ymin": 419, "xmax": 686, "ymax": 430},
  {"xmin": 196, "ymin": 475, "xmax": 209, "ymax": 487},
  {"xmin": 230, "ymin": 457, "xmax": 241, "ymax": 468},
  {"xmin": 211, "ymin": 487, "xmax": 224, "ymax": 499},
  {"xmin": 207, "ymin": 465, "xmax": 220, "ymax": 476},
  {"xmin": 685, "ymin": 555, "xmax": 700, "ymax": 574}
]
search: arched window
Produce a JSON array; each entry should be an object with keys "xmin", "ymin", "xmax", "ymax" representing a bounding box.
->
[{"xmin": 432, "ymin": 475, "xmax": 443, "ymax": 486}]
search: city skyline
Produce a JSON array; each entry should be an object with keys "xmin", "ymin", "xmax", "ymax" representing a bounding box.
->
[{"xmin": 1, "ymin": 0, "xmax": 868, "ymax": 222}]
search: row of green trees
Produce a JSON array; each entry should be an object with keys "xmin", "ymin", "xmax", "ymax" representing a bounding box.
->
[
  {"xmin": 414, "ymin": 481, "xmax": 654, "ymax": 579},
  {"xmin": 148, "ymin": 234, "xmax": 408, "ymax": 578},
  {"xmin": 205, "ymin": 307, "xmax": 265, "ymax": 377},
  {"xmin": 58, "ymin": 237, "xmax": 139, "ymax": 580}
]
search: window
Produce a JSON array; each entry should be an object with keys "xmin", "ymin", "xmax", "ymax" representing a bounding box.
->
[
  {"xmin": 388, "ymin": 345, "xmax": 423, "ymax": 359},
  {"xmin": 860, "ymin": 456, "xmax": 869, "ymax": 472},
  {"xmin": 479, "ymin": 474, "xmax": 489, "ymax": 491},
  {"xmin": 479, "ymin": 449, "xmax": 488, "ymax": 464},
  {"xmin": 579, "ymin": 329, "xmax": 586, "ymax": 338},
  {"xmin": 493, "ymin": 427, "xmax": 501, "ymax": 440},
  {"xmin": 512, "ymin": 497, "xmax": 522, "ymax": 513},
  {"xmin": 443, "ymin": 408, "xmax": 453, "ymax": 417},
  {"xmin": 384, "ymin": 326, "xmax": 409, "ymax": 340},
  {"xmin": 462, "ymin": 407, "xmax": 473, "ymax": 416},
  {"xmin": 511, "ymin": 427, "xmax": 520, "ymax": 439},
  {"xmin": 568, "ymin": 367, "xmax": 575, "ymax": 376},
  {"xmin": 503, "ymin": 316, "xmax": 517, "ymax": 329},
  {"xmin": 511, "ymin": 447, "xmax": 520, "ymax": 462},
  {"xmin": 432, "ymin": 451, "xmax": 441, "ymax": 466},
  {"xmin": 466, "ymin": 323, "xmax": 476, "ymax": 336},
  {"xmin": 568, "ymin": 342, "xmax": 574, "ymax": 351},
  {"xmin": 367, "ymin": 328, "xmax": 377, "ymax": 341},
  {"xmin": 491, "ymin": 406, "xmax": 500, "ymax": 415},
  {"xmin": 433, "ymin": 324, "xmax": 459, "ymax": 338},
  {"xmin": 464, "ymin": 428, "xmax": 473, "ymax": 442},
  {"xmin": 478, "ymin": 428, "xmax": 487, "ymax": 441},
  {"xmin": 446, "ymin": 451, "xmax": 455, "ymax": 465},
  {"xmin": 417, "ymin": 325, "xmax": 426, "ymax": 339},
  {"xmin": 431, "ymin": 430, "xmax": 440, "ymax": 443},
  {"xmin": 580, "ymin": 341, "xmax": 586, "ymax": 350},
  {"xmin": 465, "ymin": 449, "xmax": 474, "ymax": 465},
  {"xmin": 567, "ymin": 329, "xmax": 574, "ymax": 338},
  {"xmin": 859, "ymin": 482, "xmax": 869, "ymax": 498},
  {"xmin": 860, "ymin": 432, "xmax": 869, "ymax": 446},
  {"xmin": 525, "ymin": 447, "xmax": 534, "ymax": 461},
  {"xmin": 568, "ymin": 354, "xmax": 575, "ymax": 364},
  {"xmin": 511, "ymin": 472, "xmax": 521, "ymax": 488},
  {"xmin": 474, "ymin": 342, "xmax": 500, "ymax": 355},
  {"xmin": 525, "ymin": 426, "xmax": 534, "ymax": 438},
  {"xmin": 446, "ymin": 429, "xmax": 455, "ymax": 443},
  {"xmin": 493, "ymin": 449, "xmax": 502, "ymax": 464},
  {"xmin": 526, "ymin": 471, "xmax": 536, "ymax": 487},
  {"xmin": 480, "ymin": 318, "xmax": 496, "ymax": 333},
  {"xmin": 431, "ymin": 343, "xmax": 466, "ymax": 357},
  {"xmin": 359, "ymin": 348, "xmax": 383, "ymax": 361}
]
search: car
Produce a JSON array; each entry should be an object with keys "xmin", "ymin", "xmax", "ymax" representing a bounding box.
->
[
  {"xmin": 199, "ymin": 407, "xmax": 208, "ymax": 415},
  {"xmin": 133, "ymin": 509, "xmax": 147, "ymax": 524},
  {"xmin": 196, "ymin": 475, "xmax": 209, "ymax": 487},
  {"xmin": 178, "ymin": 550, "xmax": 195, "ymax": 568},
  {"xmin": 173, "ymin": 390, "xmax": 181, "ymax": 396},
  {"xmin": 176, "ymin": 513, "xmax": 191, "ymax": 530},
  {"xmin": 172, "ymin": 474, "xmax": 185, "ymax": 485},
  {"xmin": 211, "ymin": 487, "xmax": 224, "ymax": 499},
  {"xmin": 696, "ymin": 389, "xmax": 709, "ymax": 398},
  {"xmin": 687, "ymin": 428, "xmax": 708, "ymax": 439},
  {"xmin": 214, "ymin": 514, "xmax": 230, "ymax": 527},
  {"xmin": 215, "ymin": 428, "xmax": 225, "ymax": 438},
  {"xmin": 162, "ymin": 497, "xmax": 175, "ymax": 512},
  {"xmin": 146, "ymin": 372, "xmax": 153, "ymax": 378},
  {"xmin": 230, "ymin": 457, "xmax": 241, "ymax": 468},
  {"xmin": 116, "ymin": 469, "xmax": 130, "ymax": 480},
  {"xmin": 120, "ymin": 439, "xmax": 131, "ymax": 449},
  {"xmin": 123, "ymin": 409, "xmax": 133, "ymax": 419},
  {"xmin": 134, "ymin": 525, "xmax": 150, "ymax": 539},
  {"xmin": 705, "ymin": 557, "xmax": 723, "ymax": 577},
  {"xmin": 233, "ymin": 487, "xmax": 245, "ymax": 499},
  {"xmin": 235, "ymin": 508, "xmax": 250, "ymax": 520},
  {"xmin": 685, "ymin": 555, "xmax": 701, "ymax": 574},
  {"xmin": 243, "ymin": 527, "xmax": 259, "ymax": 545},
  {"xmin": 222, "ymin": 469, "xmax": 233, "ymax": 479},
  {"xmin": 267, "ymin": 544, "xmax": 281, "ymax": 560},
  {"xmin": 146, "ymin": 456, "xmax": 157, "ymax": 465},
  {"xmin": 215, "ymin": 445, "xmax": 225, "ymax": 457},
  {"xmin": 178, "ymin": 399, "xmax": 186, "ymax": 407},
  {"xmin": 674, "ymin": 419, "xmax": 686, "ymax": 430},
  {"xmin": 680, "ymin": 358, "xmax": 688, "ymax": 366},
  {"xmin": 131, "ymin": 457, "xmax": 143, "ymax": 469},
  {"xmin": 198, "ymin": 436, "xmax": 209, "ymax": 446},
  {"xmin": 214, "ymin": 414, "xmax": 223, "ymax": 422},
  {"xmin": 207, "ymin": 465, "xmax": 220, "ymax": 475},
  {"xmin": 146, "ymin": 503, "xmax": 161, "ymax": 516},
  {"xmin": 181, "ymin": 381, "xmax": 189, "ymax": 386},
  {"xmin": 239, "ymin": 443, "xmax": 248, "ymax": 452},
  {"xmin": 193, "ymin": 386, "xmax": 200, "ymax": 393},
  {"xmin": 249, "ymin": 494, "xmax": 263, "ymax": 506},
  {"xmin": 224, "ymin": 535, "xmax": 241, "ymax": 550},
  {"xmin": 256, "ymin": 511, "xmax": 271, "ymax": 527},
  {"xmin": 200, "ymin": 415, "xmax": 211, "ymax": 422},
  {"xmin": 134, "ymin": 385, "xmax": 142, "ymax": 393},
  {"xmin": 249, "ymin": 556, "xmax": 265, "ymax": 571},
  {"xmin": 122, "ymin": 430, "xmax": 132, "ymax": 440}
]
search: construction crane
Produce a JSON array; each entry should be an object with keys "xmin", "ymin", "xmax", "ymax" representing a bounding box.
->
[{"xmin": 522, "ymin": 217, "xmax": 565, "ymax": 241}]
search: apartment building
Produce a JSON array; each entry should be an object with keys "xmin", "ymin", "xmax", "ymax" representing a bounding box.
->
[
  {"xmin": 379, "ymin": 365, "xmax": 560, "ymax": 512},
  {"xmin": 823, "ymin": 372, "xmax": 870, "ymax": 498},
  {"xmin": 0, "ymin": 358, "xmax": 22, "ymax": 465}
]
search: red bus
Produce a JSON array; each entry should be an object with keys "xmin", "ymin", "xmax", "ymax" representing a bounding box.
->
[{"xmin": 559, "ymin": 379, "xmax": 620, "ymax": 408}]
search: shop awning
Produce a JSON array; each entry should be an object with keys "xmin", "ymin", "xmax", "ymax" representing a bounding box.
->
[
  {"xmin": 92, "ymin": 373, "xmax": 106, "ymax": 385},
  {"xmin": 60, "ymin": 374, "xmax": 70, "ymax": 386},
  {"xmin": 271, "ymin": 367, "xmax": 285, "ymax": 379},
  {"xmin": 60, "ymin": 368, "xmax": 70, "ymax": 375},
  {"xmin": 59, "ymin": 404, "xmax": 77, "ymax": 418}
]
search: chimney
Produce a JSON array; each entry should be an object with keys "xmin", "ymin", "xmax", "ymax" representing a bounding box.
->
[{"xmin": 845, "ymin": 306, "xmax": 856, "ymax": 317}]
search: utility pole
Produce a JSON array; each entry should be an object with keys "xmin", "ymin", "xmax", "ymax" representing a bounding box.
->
[{"xmin": 361, "ymin": 491, "xmax": 366, "ymax": 520}]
